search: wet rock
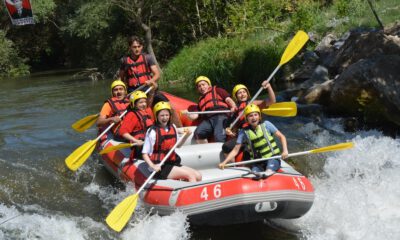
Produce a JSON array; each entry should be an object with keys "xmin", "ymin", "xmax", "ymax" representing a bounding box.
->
[
  {"xmin": 343, "ymin": 117, "xmax": 359, "ymax": 132},
  {"xmin": 288, "ymin": 23, "xmax": 400, "ymax": 129},
  {"xmin": 329, "ymin": 55, "xmax": 400, "ymax": 126},
  {"xmin": 296, "ymin": 103, "xmax": 324, "ymax": 118},
  {"xmin": 299, "ymin": 79, "xmax": 333, "ymax": 105},
  {"xmin": 329, "ymin": 30, "xmax": 400, "ymax": 74}
]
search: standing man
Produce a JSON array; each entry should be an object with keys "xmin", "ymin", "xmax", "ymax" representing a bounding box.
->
[
  {"xmin": 119, "ymin": 35, "xmax": 182, "ymax": 127},
  {"xmin": 119, "ymin": 35, "xmax": 160, "ymax": 94}
]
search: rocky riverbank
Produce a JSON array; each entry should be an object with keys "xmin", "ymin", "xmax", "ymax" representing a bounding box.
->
[{"xmin": 282, "ymin": 22, "xmax": 400, "ymax": 135}]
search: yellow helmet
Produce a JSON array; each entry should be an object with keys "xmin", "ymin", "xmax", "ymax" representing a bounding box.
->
[
  {"xmin": 130, "ymin": 91, "xmax": 147, "ymax": 105},
  {"xmin": 232, "ymin": 84, "xmax": 250, "ymax": 101},
  {"xmin": 244, "ymin": 104, "xmax": 261, "ymax": 118},
  {"xmin": 153, "ymin": 101, "xmax": 171, "ymax": 116},
  {"xmin": 195, "ymin": 76, "xmax": 211, "ymax": 86},
  {"xmin": 110, "ymin": 79, "xmax": 127, "ymax": 96}
]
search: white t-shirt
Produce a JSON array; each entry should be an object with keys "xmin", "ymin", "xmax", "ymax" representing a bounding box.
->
[{"xmin": 142, "ymin": 124, "xmax": 178, "ymax": 155}]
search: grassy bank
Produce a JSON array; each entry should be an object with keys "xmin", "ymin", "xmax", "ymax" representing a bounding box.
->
[{"xmin": 161, "ymin": 34, "xmax": 285, "ymax": 92}]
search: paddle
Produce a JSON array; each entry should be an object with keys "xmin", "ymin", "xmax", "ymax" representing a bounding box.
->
[
  {"xmin": 225, "ymin": 142, "xmax": 354, "ymax": 167},
  {"xmin": 71, "ymin": 84, "xmax": 147, "ymax": 132},
  {"xmin": 65, "ymin": 110, "xmax": 129, "ymax": 171},
  {"xmin": 66, "ymin": 87, "xmax": 152, "ymax": 171},
  {"xmin": 100, "ymin": 143, "xmax": 137, "ymax": 155},
  {"xmin": 184, "ymin": 102, "xmax": 297, "ymax": 117},
  {"xmin": 261, "ymin": 102, "xmax": 297, "ymax": 117},
  {"xmin": 105, "ymin": 131, "xmax": 190, "ymax": 232},
  {"xmin": 184, "ymin": 110, "xmax": 232, "ymax": 115},
  {"xmin": 71, "ymin": 114, "xmax": 99, "ymax": 133},
  {"xmin": 229, "ymin": 30, "xmax": 309, "ymax": 128}
]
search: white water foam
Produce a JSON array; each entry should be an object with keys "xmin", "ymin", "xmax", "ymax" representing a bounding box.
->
[
  {"xmin": 84, "ymin": 181, "xmax": 191, "ymax": 239},
  {"xmin": 121, "ymin": 211, "xmax": 191, "ymax": 240},
  {"xmin": 294, "ymin": 130, "xmax": 400, "ymax": 240},
  {"xmin": 0, "ymin": 204, "xmax": 107, "ymax": 239}
]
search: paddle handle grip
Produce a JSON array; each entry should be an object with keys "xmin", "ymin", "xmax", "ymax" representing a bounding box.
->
[
  {"xmin": 225, "ymin": 150, "xmax": 311, "ymax": 167},
  {"xmin": 144, "ymin": 86, "xmax": 153, "ymax": 94},
  {"xmin": 126, "ymin": 84, "xmax": 147, "ymax": 97},
  {"xmin": 135, "ymin": 131, "xmax": 190, "ymax": 195},
  {"xmin": 95, "ymin": 110, "xmax": 128, "ymax": 141},
  {"xmin": 229, "ymin": 65, "xmax": 281, "ymax": 128}
]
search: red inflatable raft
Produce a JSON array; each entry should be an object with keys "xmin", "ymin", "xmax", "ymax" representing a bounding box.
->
[{"xmin": 99, "ymin": 92, "xmax": 314, "ymax": 225}]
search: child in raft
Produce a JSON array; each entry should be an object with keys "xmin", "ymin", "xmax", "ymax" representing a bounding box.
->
[{"xmin": 142, "ymin": 101, "xmax": 202, "ymax": 182}]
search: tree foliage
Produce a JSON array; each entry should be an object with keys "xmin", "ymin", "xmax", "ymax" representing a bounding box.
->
[
  {"xmin": 0, "ymin": 0, "xmax": 397, "ymax": 78},
  {"xmin": 65, "ymin": 1, "xmax": 112, "ymax": 39},
  {"xmin": 0, "ymin": 30, "xmax": 29, "ymax": 77}
]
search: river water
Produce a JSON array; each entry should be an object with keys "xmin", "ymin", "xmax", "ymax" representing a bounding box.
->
[{"xmin": 0, "ymin": 72, "xmax": 399, "ymax": 240}]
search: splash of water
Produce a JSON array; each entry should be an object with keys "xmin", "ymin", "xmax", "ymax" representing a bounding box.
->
[
  {"xmin": 85, "ymin": 181, "xmax": 191, "ymax": 239},
  {"xmin": 121, "ymin": 211, "xmax": 191, "ymax": 240},
  {"xmin": 296, "ymin": 134, "xmax": 400, "ymax": 240},
  {"xmin": 0, "ymin": 204, "xmax": 107, "ymax": 239}
]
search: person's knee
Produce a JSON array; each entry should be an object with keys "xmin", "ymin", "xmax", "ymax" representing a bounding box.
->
[
  {"xmin": 267, "ymin": 159, "xmax": 280, "ymax": 171},
  {"xmin": 214, "ymin": 132, "xmax": 226, "ymax": 142},
  {"xmin": 222, "ymin": 142, "xmax": 231, "ymax": 154},
  {"xmin": 251, "ymin": 165, "xmax": 263, "ymax": 172},
  {"xmin": 213, "ymin": 124, "xmax": 226, "ymax": 142},
  {"xmin": 194, "ymin": 127, "xmax": 209, "ymax": 140}
]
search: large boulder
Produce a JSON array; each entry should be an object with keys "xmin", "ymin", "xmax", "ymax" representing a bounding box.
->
[
  {"xmin": 328, "ymin": 30, "xmax": 400, "ymax": 74},
  {"xmin": 329, "ymin": 55, "xmax": 400, "ymax": 126},
  {"xmin": 286, "ymin": 23, "xmax": 400, "ymax": 128}
]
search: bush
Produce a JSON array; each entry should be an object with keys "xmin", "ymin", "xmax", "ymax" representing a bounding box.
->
[
  {"xmin": 161, "ymin": 35, "xmax": 284, "ymax": 92},
  {"xmin": 334, "ymin": 0, "xmax": 366, "ymax": 18},
  {"xmin": 288, "ymin": 1, "xmax": 320, "ymax": 33},
  {"xmin": 0, "ymin": 31, "xmax": 30, "ymax": 78}
]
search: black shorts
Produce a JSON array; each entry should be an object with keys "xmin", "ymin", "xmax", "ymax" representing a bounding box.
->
[{"xmin": 154, "ymin": 155, "xmax": 182, "ymax": 179}]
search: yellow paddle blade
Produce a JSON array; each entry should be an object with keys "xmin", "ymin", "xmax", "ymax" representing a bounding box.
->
[
  {"xmin": 262, "ymin": 102, "xmax": 297, "ymax": 117},
  {"xmin": 311, "ymin": 142, "xmax": 354, "ymax": 154},
  {"xmin": 65, "ymin": 139, "xmax": 97, "ymax": 171},
  {"xmin": 100, "ymin": 143, "xmax": 133, "ymax": 155},
  {"xmin": 71, "ymin": 114, "xmax": 99, "ymax": 133},
  {"xmin": 106, "ymin": 194, "xmax": 139, "ymax": 232},
  {"xmin": 279, "ymin": 30, "xmax": 309, "ymax": 65}
]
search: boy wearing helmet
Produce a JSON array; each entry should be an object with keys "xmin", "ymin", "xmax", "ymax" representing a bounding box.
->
[
  {"xmin": 222, "ymin": 81, "xmax": 276, "ymax": 155},
  {"xmin": 219, "ymin": 104, "xmax": 288, "ymax": 175},
  {"xmin": 118, "ymin": 90, "xmax": 155, "ymax": 160},
  {"xmin": 97, "ymin": 80, "xmax": 130, "ymax": 137},
  {"xmin": 182, "ymin": 76, "xmax": 236, "ymax": 144},
  {"xmin": 142, "ymin": 102, "xmax": 202, "ymax": 182}
]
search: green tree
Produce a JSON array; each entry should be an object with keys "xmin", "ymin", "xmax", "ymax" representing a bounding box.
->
[{"xmin": 0, "ymin": 30, "xmax": 29, "ymax": 77}]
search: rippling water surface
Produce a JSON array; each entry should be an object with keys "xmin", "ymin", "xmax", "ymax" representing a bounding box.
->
[{"xmin": 0, "ymin": 72, "xmax": 399, "ymax": 240}]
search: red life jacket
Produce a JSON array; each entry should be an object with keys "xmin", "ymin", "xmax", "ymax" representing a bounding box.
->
[
  {"xmin": 198, "ymin": 86, "xmax": 229, "ymax": 112},
  {"xmin": 98, "ymin": 97, "xmax": 130, "ymax": 141},
  {"xmin": 128, "ymin": 108, "xmax": 154, "ymax": 140},
  {"xmin": 107, "ymin": 97, "xmax": 130, "ymax": 117},
  {"xmin": 123, "ymin": 54, "xmax": 152, "ymax": 88},
  {"xmin": 235, "ymin": 101, "xmax": 249, "ymax": 129},
  {"xmin": 150, "ymin": 124, "xmax": 178, "ymax": 164}
]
